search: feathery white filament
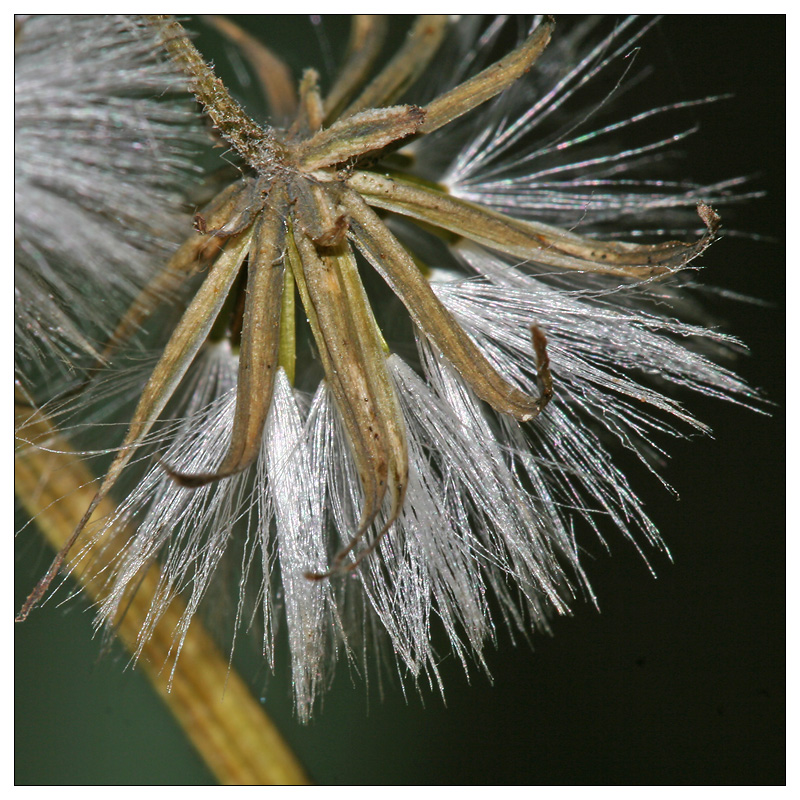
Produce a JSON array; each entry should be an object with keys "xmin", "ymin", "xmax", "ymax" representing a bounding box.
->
[{"xmin": 15, "ymin": 15, "xmax": 202, "ymax": 381}]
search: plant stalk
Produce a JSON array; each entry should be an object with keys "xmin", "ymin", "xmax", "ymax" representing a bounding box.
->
[{"xmin": 15, "ymin": 403, "xmax": 310, "ymax": 786}]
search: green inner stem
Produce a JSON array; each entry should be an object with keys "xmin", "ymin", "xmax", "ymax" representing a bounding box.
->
[{"xmin": 278, "ymin": 264, "xmax": 297, "ymax": 385}]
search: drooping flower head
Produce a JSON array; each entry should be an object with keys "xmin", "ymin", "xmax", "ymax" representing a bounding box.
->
[{"xmin": 17, "ymin": 15, "xmax": 758, "ymax": 722}]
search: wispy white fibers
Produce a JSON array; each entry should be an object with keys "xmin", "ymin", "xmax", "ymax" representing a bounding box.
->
[
  {"xmin": 420, "ymin": 17, "xmax": 751, "ymax": 232},
  {"xmin": 22, "ymin": 16, "xmax": 764, "ymax": 721},
  {"xmin": 261, "ymin": 373, "xmax": 335, "ymax": 721},
  {"xmin": 87, "ymin": 343, "xmax": 241, "ymax": 660},
  {"xmin": 428, "ymin": 252, "xmax": 757, "ymax": 538},
  {"xmin": 14, "ymin": 15, "xmax": 203, "ymax": 383},
  {"xmin": 75, "ymin": 345, "xmax": 338, "ymax": 720},
  {"xmin": 439, "ymin": 245, "xmax": 755, "ymax": 426},
  {"xmin": 388, "ymin": 356, "xmax": 563, "ymax": 656}
]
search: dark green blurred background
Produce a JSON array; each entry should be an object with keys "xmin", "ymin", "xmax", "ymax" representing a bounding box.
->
[{"xmin": 15, "ymin": 16, "xmax": 784, "ymax": 785}]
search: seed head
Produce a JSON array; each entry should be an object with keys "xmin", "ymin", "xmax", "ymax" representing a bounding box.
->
[{"xmin": 17, "ymin": 16, "xmax": 760, "ymax": 722}]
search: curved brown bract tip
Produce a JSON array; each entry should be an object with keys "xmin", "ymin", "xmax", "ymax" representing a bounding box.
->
[
  {"xmin": 162, "ymin": 463, "xmax": 229, "ymax": 489},
  {"xmin": 697, "ymin": 202, "xmax": 722, "ymax": 237}
]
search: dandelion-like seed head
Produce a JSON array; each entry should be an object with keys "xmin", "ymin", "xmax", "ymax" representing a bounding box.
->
[{"xmin": 17, "ymin": 15, "xmax": 760, "ymax": 722}]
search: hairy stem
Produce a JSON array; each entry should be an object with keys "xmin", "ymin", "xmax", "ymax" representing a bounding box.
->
[{"xmin": 146, "ymin": 15, "xmax": 282, "ymax": 170}]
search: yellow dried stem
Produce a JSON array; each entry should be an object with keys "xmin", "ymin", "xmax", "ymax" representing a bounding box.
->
[{"xmin": 14, "ymin": 405, "xmax": 310, "ymax": 786}]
